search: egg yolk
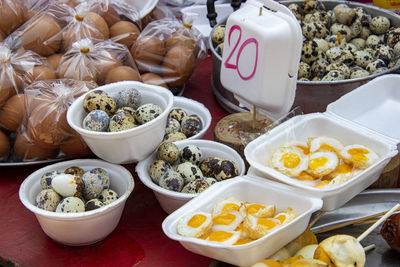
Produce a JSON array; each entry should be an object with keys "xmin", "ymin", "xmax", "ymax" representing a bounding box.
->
[
  {"xmin": 297, "ymin": 146, "xmax": 310, "ymax": 155},
  {"xmin": 334, "ymin": 163, "xmax": 353, "ymax": 174},
  {"xmin": 309, "ymin": 157, "xmax": 328, "ymax": 170},
  {"xmin": 247, "ymin": 204, "xmax": 265, "ymax": 214},
  {"xmin": 257, "ymin": 218, "xmax": 279, "ymax": 230},
  {"xmin": 274, "ymin": 214, "xmax": 287, "ymax": 224},
  {"xmin": 213, "ymin": 212, "xmax": 236, "ymax": 225},
  {"xmin": 319, "ymin": 144, "xmax": 336, "ymax": 152},
  {"xmin": 208, "ymin": 231, "xmax": 234, "ymax": 242},
  {"xmin": 222, "ymin": 203, "xmax": 241, "ymax": 212},
  {"xmin": 187, "ymin": 214, "xmax": 207, "ymax": 228},
  {"xmin": 281, "ymin": 153, "xmax": 301, "ymax": 168},
  {"xmin": 233, "ymin": 239, "xmax": 253, "ymax": 246},
  {"xmin": 348, "ymin": 147, "xmax": 368, "ymax": 162}
]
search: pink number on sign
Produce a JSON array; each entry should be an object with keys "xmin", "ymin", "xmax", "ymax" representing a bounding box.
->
[{"xmin": 224, "ymin": 24, "xmax": 258, "ymax": 81}]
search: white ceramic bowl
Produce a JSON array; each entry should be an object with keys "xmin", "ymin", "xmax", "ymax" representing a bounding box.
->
[
  {"xmin": 136, "ymin": 139, "xmax": 246, "ymax": 214},
  {"xmin": 19, "ymin": 159, "xmax": 134, "ymax": 246},
  {"xmin": 162, "ymin": 176, "xmax": 323, "ymax": 267},
  {"xmin": 67, "ymin": 81, "xmax": 174, "ymax": 164},
  {"xmin": 172, "ymin": 96, "xmax": 212, "ymax": 140}
]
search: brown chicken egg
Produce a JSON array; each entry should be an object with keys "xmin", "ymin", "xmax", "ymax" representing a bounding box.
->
[
  {"xmin": 60, "ymin": 0, "xmax": 79, "ymax": 7},
  {"xmin": 22, "ymin": 15, "xmax": 62, "ymax": 56},
  {"xmin": 130, "ymin": 36, "xmax": 165, "ymax": 73},
  {"xmin": 105, "ymin": 65, "xmax": 141, "ymax": 84},
  {"xmin": 60, "ymin": 131, "xmax": 92, "ymax": 158},
  {"xmin": 14, "ymin": 131, "xmax": 59, "ymax": 160},
  {"xmin": 0, "ymin": 94, "xmax": 24, "ymax": 132},
  {"xmin": 110, "ymin": 21, "xmax": 140, "ymax": 48},
  {"xmin": 141, "ymin": 73, "xmax": 168, "ymax": 89},
  {"xmin": 0, "ymin": 129, "xmax": 10, "ymax": 160},
  {"xmin": 0, "ymin": 72, "xmax": 19, "ymax": 108},
  {"xmin": 97, "ymin": 52, "xmax": 123, "ymax": 84},
  {"xmin": 0, "ymin": 31, "xmax": 5, "ymax": 42},
  {"xmin": 162, "ymin": 44, "xmax": 195, "ymax": 87},
  {"xmin": 25, "ymin": 66, "xmax": 57, "ymax": 84},
  {"xmin": 46, "ymin": 53, "xmax": 63, "ymax": 71},
  {"xmin": 58, "ymin": 56, "xmax": 98, "ymax": 83},
  {"xmin": 0, "ymin": 0, "xmax": 25, "ymax": 36},
  {"xmin": 166, "ymin": 31, "xmax": 198, "ymax": 53},
  {"xmin": 102, "ymin": 5, "xmax": 121, "ymax": 28}
]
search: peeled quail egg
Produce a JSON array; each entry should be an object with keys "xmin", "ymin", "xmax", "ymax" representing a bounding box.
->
[
  {"xmin": 40, "ymin": 170, "xmax": 62, "ymax": 190},
  {"xmin": 83, "ymin": 110, "xmax": 110, "ymax": 132},
  {"xmin": 157, "ymin": 142, "xmax": 179, "ymax": 165},
  {"xmin": 307, "ymin": 151, "xmax": 339, "ymax": 178},
  {"xmin": 180, "ymin": 145, "xmax": 202, "ymax": 165},
  {"xmin": 181, "ymin": 178, "xmax": 210, "ymax": 194},
  {"xmin": 212, "ymin": 211, "xmax": 244, "ymax": 232},
  {"xmin": 176, "ymin": 211, "xmax": 212, "ymax": 237},
  {"xmin": 35, "ymin": 189, "xmax": 62, "ymax": 211},
  {"xmin": 51, "ymin": 173, "xmax": 85, "ymax": 198},
  {"xmin": 243, "ymin": 203, "xmax": 276, "ymax": 218},
  {"xmin": 205, "ymin": 230, "xmax": 241, "ymax": 245},
  {"xmin": 176, "ymin": 162, "xmax": 203, "ymax": 184},
  {"xmin": 135, "ymin": 103, "xmax": 162, "ymax": 124},
  {"xmin": 212, "ymin": 197, "xmax": 244, "ymax": 217},
  {"xmin": 56, "ymin": 197, "xmax": 85, "ymax": 213},
  {"xmin": 114, "ymin": 88, "xmax": 141, "ymax": 109},
  {"xmin": 148, "ymin": 160, "xmax": 173, "ymax": 184},
  {"xmin": 98, "ymin": 189, "xmax": 118, "ymax": 205},
  {"xmin": 83, "ymin": 90, "xmax": 117, "ymax": 116},
  {"xmin": 340, "ymin": 144, "xmax": 379, "ymax": 169},
  {"xmin": 271, "ymin": 147, "xmax": 309, "ymax": 177},
  {"xmin": 85, "ymin": 198, "xmax": 104, "ymax": 211},
  {"xmin": 159, "ymin": 171, "xmax": 185, "ymax": 192}
]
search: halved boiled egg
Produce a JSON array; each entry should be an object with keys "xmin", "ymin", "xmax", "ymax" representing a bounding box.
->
[
  {"xmin": 212, "ymin": 197, "xmax": 243, "ymax": 217},
  {"xmin": 339, "ymin": 144, "xmax": 379, "ymax": 169},
  {"xmin": 327, "ymin": 169, "xmax": 362, "ymax": 188},
  {"xmin": 206, "ymin": 230, "xmax": 241, "ymax": 245},
  {"xmin": 307, "ymin": 151, "xmax": 338, "ymax": 178},
  {"xmin": 274, "ymin": 208, "xmax": 296, "ymax": 225},
  {"xmin": 212, "ymin": 211, "xmax": 244, "ymax": 232},
  {"xmin": 308, "ymin": 136, "xmax": 343, "ymax": 154},
  {"xmin": 243, "ymin": 202, "xmax": 276, "ymax": 218},
  {"xmin": 282, "ymin": 140, "xmax": 310, "ymax": 154},
  {"xmin": 326, "ymin": 160, "xmax": 354, "ymax": 179},
  {"xmin": 176, "ymin": 211, "xmax": 212, "ymax": 238},
  {"xmin": 271, "ymin": 147, "xmax": 308, "ymax": 177},
  {"xmin": 243, "ymin": 214, "xmax": 282, "ymax": 239}
]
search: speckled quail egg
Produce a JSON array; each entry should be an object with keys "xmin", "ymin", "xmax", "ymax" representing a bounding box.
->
[
  {"xmin": 85, "ymin": 198, "xmax": 104, "ymax": 211},
  {"xmin": 64, "ymin": 166, "xmax": 85, "ymax": 178},
  {"xmin": 109, "ymin": 111, "xmax": 136, "ymax": 132},
  {"xmin": 82, "ymin": 168, "xmax": 111, "ymax": 200},
  {"xmin": 386, "ymin": 28, "xmax": 400, "ymax": 48},
  {"xmin": 370, "ymin": 16, "xmax": 390, "ymax": 35},
  {"xmin": 350, "ymin": 66, "xmax": 370, "ymax": 78},
  {"xmin": 360, "ymin": 26, "xmax": 371, "ymax": 40},
  {"xmin": 215, "ymin": 43, "xmax": 224, "ymax": 56},
  {"xmin": 343, "ymin": 43, "xmax": 358, "ymax": 54},
  {"xmin": 302, "ymin": 22, "xmax": 328, "ymax": 39},
  {"xmin": 163, "ymin": 131, "xmax": 187, "ymax": 142},
  {"xmin": 326, "ymin": 46, "xmax": 354, "ymax": 65},
  {"xmin": 301, "ymin": 39, "xmax": 320, "ymax": 64},
  {"xmin": 350, "ymin": 19, "xmax": 362, "ymax": 39},
  {"xmin": 388, "ymin": 56, "xmax": 400, "ymax": 68},
  {"xmin": 115, "ymin": 107, "xmax": 136, "ymax": 117},
  {"xmin": 330, "ymin": 23, "xmax": 352, "ymax": 41},
  {"xmin": 311, "ymin": 58, "xmax": 330, "ymax": 78},
  {"xmin": 157, "ymin": 142, "xmax": 179, "ymax": 164},
  {"xmin": 98, "ymin": 189, "xmax": 118, "ymax": 205},
  {"xmin": 322, "ymin": 70, "xmax": 346, "ymax": 81},
  {"xmin": 149, "ymin": 159, "xmax": 173, "ymax": 184},
  {"xmin": 180, "ymin": 145, "xmax": 203, "ymax": 165},
  {"xmin": 327, "ymin": 62, "xmax": 350, "ymax": 78},
  {"xmin": 83, "ymin": 90, "xmax": 117, "ymax": 116},
  {"xmin": 181, "ymin": 115, "xmax": 202, "ymax": 137},
  {"xmin": 394, "ymin": 42, "xmax": 400, "ymax": 57},
  {"xmin": 200, "ymin": 157, "xmax": 223, "ymax": 178},
  {"xmin": 288, "ymin": 3, "xmax": 303, "ymax": 21},
  {"xmin": 35, "ymin": 189, "xmax": 62, "ymax": 211},
  {"xmin": 213, "ymin": 159, "xmax": 239, "ymax": 181},
  {"xmin": 114, "ymin": 87, "xmax": 141, "ymax": 109},
  {"xmin": 327, "ymin": 9, "xmax": 336, "ymax": 25},
  {"xmin": 333, "ymin": 4, "xmax": 355, "ymax": 25},
  {"xmin": 366, "ymin": 59, "xmax": 387, "ymax": 74},
  {"xmin": 354, "ymin": 50, "xmax": 373, "ymax": 68},
  {"xmin": 304, "ymin": 10, "xmax": 330, "ymax": 26},
  {"xmin": 51, "ymin": 173, "xmax": 85, "ymax": 198},
  {"xmin": 56, "ymin": 196, "xmax": 85, "ymax": 213},
  {"xmin": 168, "ymin": 108, "xmax": 187, "ymax": 123},
  {"xmin": 181, "ymin": 178, "xmax": 210, "ymax": 194},
  {"xmin": 83, "ymin": 110, "xmax": 110, "ymax": 132},
  {"xmin": 205, "ymin": 177, "xmax": 218, "ymax": 186},
  {"xmin": 135, "ymin": 103, "xmax": 163, "ymax": 124},
  {"xmin": 212, "ymin": 25, "xmax": 226, "ymax": 45},
  {"xmin": 165, "ymin": 118, "xmax": 181, "ymax": 135},
  {"xmin": 314, "ymin": 38, "xmax": 329, "ymax": 52},
  {"xmin": 366, "ymin": 35, "xmax": 383, "ymax": 48},
  {"xmin": 373, "ymin": 44, "xmax": 394, "ymax": 65},
  {"xmin": 159, "ymin": 171, "xmax": 184, "ymax": 192},
  {"xmin": 298, "ymin": 62, "xmax": 311, "ymax": 79},
  {"xmin": 301, "ymin": 0, "xmax": 325, "ymax": 14},
  {"xmin": 326, "ymin": 34, "xmax": 345, "ymax": 49},
  {"xmin": 354, "ymin": 7, "xmax": 371, "ymax": 26},
  {"xmin": 40, "ymin": 170, "xmax": 62, "ymax": 190},
  {"xmin": 351, "ymin": 38, "xmax": 366, "ymax": 50},
  {"xmin": 176, "ymin": 162, "xmax": 203, "ymax": 184}
]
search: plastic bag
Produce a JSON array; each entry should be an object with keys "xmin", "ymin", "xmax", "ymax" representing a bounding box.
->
[
  {"xmin": 14, "ymin": 79, "xmax": 96, "ymax": 161},
  {"xmin": 0, "ymin": 0, "xmax": 26, "ymax": 36},
  {"xmin": 58, "ymin": 38, "xmax": 140, "ymax": 85}
]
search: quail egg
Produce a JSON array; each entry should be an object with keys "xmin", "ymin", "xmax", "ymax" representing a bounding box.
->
[
  {"xmin": 82, "ymin": 168, "xmax": 110, "ymax": 200},
  {"xmin": 311, "ymin": 58, "xmax": 329, "ymax": 78},
  {"xmin": 109, "ymin": 111, "xmax": 136, "ymax": 132},
  {"xmin": 200, "ymin": 157, "xmax": 223, "ymax": 178},
  {"xmin": 181, "ymin": 115, "xmax": 202, "ymax": 137},
  {"xmin": 114, "ymin": 87, "xmax": 141, "ymax": 109},
  {"xmin": 330, "ymin": 23, "xmax": 352, "ymax": 41},
  {"xmin": 180, "ymin": 145, "xmax": 203, "ymax": 165},
  {"xmin": 366, "ymin": 35, "xmax": 383, "ymax": 48},
  {"xmin": 314, "ymin": 38, "xmax": 329, "ymax": 52},
  {"xmin": 350, "ymin": 19, "xmax": 362, "ymax": 39},
  {"xmin": 304, "ymin": 10, "xmax": 330, "ymax": 26},
  {"xmin": 360, "ymin": 26, "xmax": 371, "ymax": 40},
  {"xmin": 354, "ymin": 50, "xmax": 373, "ymax": 68},
  {"xmin": 388, "ymin": 56, "xmax": 400, "ymax": 68},
  {"xmin": 322, "ymin": 70, "xmax": 345, "ymax": 81},
  {"xmin": 64, "ymin": 166, "xmax": 85, "ymax": 178},
  {"xmin": 115, "ymin": 106, "xmax": 136, "ymax": 117},
  {"xmin": 99, "ymin": 189, "xmax": 118, "ymax": 205},
  {"xmin": 369, "ymin": 16, "xmax": 390, "ymax": 35},
  {"xmin": 35, "ymin": 189, "xmax": 62, "ymax": 211},
  {"xmin": 56, "ymin": 196, "xmax": 85, "ymax": 213},
  {"xmin": 386, "ymin": 28, "xmax": 400, "ymax": 48},
  {"xmin": 333, "ymin": 4, "xmax": 355, "ymax": 25},
  {"xmin": 214, "ymin": 159, "xmax": 239, "ymax": 181},
  {"xmin": 298, "ymin": 62, "xmax": 311, "ymax": 79},
  {"xmin": 350, "ymin": 66, "xmax": 369, "ymax": 78},
  {"xmin": 159, "ymin": 171, "xmax": 184, "ymax": 192},
  {"xmin": 366, "ymin": 59, "xmax": 387, "ymax": 73},
  {"xmin": 301, "ymin": 39, "xmax": 320, "ymax": 64},
  {"xmin": 40, "ymin": 170, "xmax": 62, "ymax": 190},
  {"xmin": 205, "ymin": 177, "xmax": 218, "ymax": 186},
  {"xmin": 165, "ymin": 118, "xmax": 181, "ymax": 135},
  {"xmin": 168, "ymin": 108, "xmax": 187, "ymax": 123},
  {"xmin": 176, "ymin": 162, "xmax": 203, "ymax": 184},
  {"xmin": 83, "ymin": 110, "xmax": 110, "ymax": 132},
  {"xmin": 181, "ymin": 178, "xmax": 210, "ymax": 194},
  {"xmin": 354, "ymin": 7, "xmax": 371, "ymax": 26},
  {"xmin": 301, "ymin": 0, "xmax": 325, "ymax": 15},
  {"xmin": 288, "ymin": 3, "xmax": 303, "ymax": 21},
  {"xmin": 212, "ymin": 25, "xmax": 226, "ymax": 45},
  {"xmin": 373, "ymin": 44, "xmax": 394, "ymax": 65},
  {"xmin": 163, "ymin": 131, "xmax": 187, "ymax": 142},
  {"xmin": 135, "ymin": 103, "xmax": 163, "ymax": 124},
  {"xmin": 157, "ymin": 142, "xmax": 179, "ymax": 165},
  {"xmin": 302, "ymin": 22, "xmax": 328, "ymax": 39},
  {"xmin": 51, "ymin": 173, "xmax": 85, "ymax": 198},
  {"xmin": 85, "ymin": 198, "xmax": 104, "ymax": 211},
  {"xmin": 149, "ymin": 159, "xmax": 173, "ymax": 184},
  {"xmin": 327, "ymin": 62, "xmax": 350, "ymax": 78},
  {"xmin": 83, "ymin": 90, "xmax": 117, "ymax": 116},
  {"xmin": 351, "ymin": 38, "xmax": 366, "ymax": 50}
]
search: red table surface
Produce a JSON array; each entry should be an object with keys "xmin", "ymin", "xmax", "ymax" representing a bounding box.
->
[{"xmin": 0, "ymin": 57, "xmax": 227, "ymax": 267}]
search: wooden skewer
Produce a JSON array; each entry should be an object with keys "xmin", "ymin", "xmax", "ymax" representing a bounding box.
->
[
  {"xmin": 353, "ymin": 219, "xmax": 379, "ymax": 226},
  {"xmin": 357, "ymin": 203, "xmax": 400, "ymax": 242},
  {"xmin": 363, "ymin": 244, "xmax": 376, "ymax": 252},
  {"xmin": 252, "ymin": 105, "xmax": 257, "ymax": 130}
]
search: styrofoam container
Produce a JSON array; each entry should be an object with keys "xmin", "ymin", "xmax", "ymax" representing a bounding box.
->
[
  {"xmin": 162, "ymin": 175, "xmax": 323, "ymax": 266},
  {"xmin": 173, "ymin": 96, "xmax": 212, "ymax": 140},
  {"xmin": 19, "ymin": 159, "xmax": 134, "ymax": 246},
  {"xmin": 245, "ymin": 74, "xmax": 400, "ymax": 211},
  {"xmin": 67, "ymin": 81, "xmax": 174, "ymax": 164},
  {"xmin": 136, "ymin": 139, "xmax": 246, "ymax": 214}
]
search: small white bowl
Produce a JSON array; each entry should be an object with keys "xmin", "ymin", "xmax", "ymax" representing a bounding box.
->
[
  {"xmin": 172, "ymin": 96, "xmax": 212, "ymax": 140},
  {"xmin": 162, "ymin": 176, "xmax": 323, "ymax": 266},
  {"xmin": 67, "ymin": 81, "xmax": 174, "ymax": 164},
  {"xmin": 136, "ymin": 139, "xmax": 246, "ymax": 214},
  {"xmin": 19, "ymin": 159, "xmax": 134, "ymax": 246}
]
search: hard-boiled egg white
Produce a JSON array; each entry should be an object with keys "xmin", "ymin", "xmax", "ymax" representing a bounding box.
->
[
  {"xmin": 206, "ymin": 230, "xmax": 241, "ymax": 245},
  {"xmin": 274, "ymin": 208, "xmax": 296, "ymax": 225},
  {"xmin": 176, "ymin": 211, "xmax": 212, "ymax": 238},
  {"xmin": 326, "ymin": 160, "xmax": 355, "ymax": 179},
  {"xmin": 306, "ymin": 151, "xmax": 338, "ymax": 178},
  {"xmin": 243, "ymin": 214, "xmax": 282, "ymax": 239},
  {"xmin": 212, "ymin": 197, "xmax": 243, "ymax": 217},
  {"xmin": 327, "ymin": 169, "xmax": 362, "ymax": 188},
  {"xmin": 271, "ymin": 147, "xmax": 308, "ymax": 177},
  {"xmin": 308, "ymin": 136, "xmax": 344, "ymax": 154},
  {"xmin": 212, "ymin": 211, "xmax": 244, "ymax": 232},
  {"xmin": 282, "ymin": 140, "xmax": 310, "ymax": 154},
  {"xmin": 339, "ymin": 144, "xmax": 379, "ymax": 169},
  {"xmin": 243, "ymin": 203, "xmax": 276, "ymax": 218}
]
